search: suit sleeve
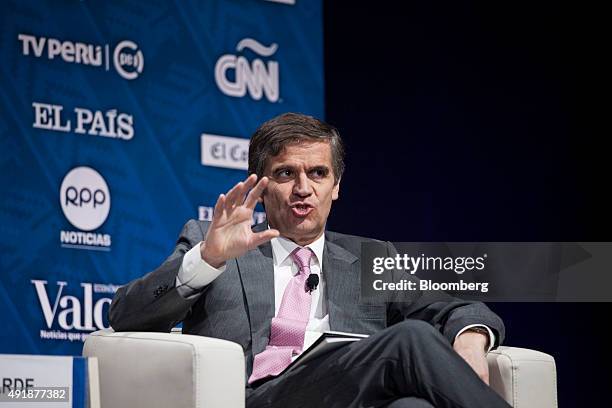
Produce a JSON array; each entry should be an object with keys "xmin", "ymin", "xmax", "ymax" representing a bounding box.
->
[
  {"xmin": 385, "ymin": 241, "xmax": 506, "ymax": 349},
  {"xmin": 108, "ymin": 219, "xmax": 210, "ymax": 332}
]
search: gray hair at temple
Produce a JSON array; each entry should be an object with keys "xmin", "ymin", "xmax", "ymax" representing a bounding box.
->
[{"xmin": 248, "ymin": 112, "xmax": 345, "ymax": 184}]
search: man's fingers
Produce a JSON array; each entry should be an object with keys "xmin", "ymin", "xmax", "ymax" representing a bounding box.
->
[
  {"xmin": 225, "ymin": 181, "xmax": 244, "ymax": 206},
  {"xmin": 212, "ymin": 194, "xmax": 226, "ymax": 221},
  {"xmin": 243, "ymin": 173, "xmax": 258, "ymax": 189},
  {"xmin": 238, "ymin": 174, "xmax": 258, "ymax": 205},
  {"xmin": 249, "ymin": 228, "xmax": 280, "ymax": 249},
  {"xmin": 480, "ymin": 365, "xmax": 490, "ymax": 385},
  {"xmin": 244, "ymin": 176, "xmax": 268, "ymax": 209},
  {"xmin": 226, "ymin": 174, "xmax": 258, "ymax": 206},
  {"xmin": 213, "ymin": 175, "xmax": 259, "ymax": 223}
]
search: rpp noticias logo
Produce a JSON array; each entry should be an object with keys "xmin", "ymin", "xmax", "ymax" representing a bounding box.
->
[
  {"xmin": 214, "ymin": 38, "xmax": 280, "ymax": 102},
  {"xmin": 60, "ymin": 166, "xmax": 110, "ymax": 231},
  {"xmin": 18, "ymin": 34, "xmax": 144, "ymax": 80},
  {"xmin": 59, "ymin": 166, "xmax": 112, "ymax": 250}
]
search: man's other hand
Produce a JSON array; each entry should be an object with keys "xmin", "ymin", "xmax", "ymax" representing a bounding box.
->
[
  {"xmin": 453, "ymin": 331, "xmax": 490, "ymax": 385},
  {"xmin": 201, "ymin": 174, "xmax": 279, "ymax": 268}
]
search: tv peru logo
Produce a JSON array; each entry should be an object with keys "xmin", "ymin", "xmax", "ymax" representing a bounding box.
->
[
  {"xmin": 17, "ymin": 34, "xmax": 144, "ymax": 80},
  {"xmin": 113, "ymin": 40, "xmax": 144, "ymax": 80},
  {"xmin": 214, "ymin": 38, "xmax": 280, "ymax": 102},
  {"xmin": 59, "ymin": 166, "xmax": 112, "ymax": 250}
]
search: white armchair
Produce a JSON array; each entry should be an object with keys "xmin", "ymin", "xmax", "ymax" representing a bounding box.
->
[{"xmin": 83, "ymin": 330, "xmax": 557, "ymax": 408}]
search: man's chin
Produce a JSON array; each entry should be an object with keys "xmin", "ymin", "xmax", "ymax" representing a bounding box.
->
[{"xmin": 279, "ymin": 220, "xmax": 323, "ymax": 243}]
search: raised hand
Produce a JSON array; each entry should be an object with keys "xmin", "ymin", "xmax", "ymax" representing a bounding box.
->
[{"xmin": 200, "ymin": 174, "xmax": 279, "ymax": 268}]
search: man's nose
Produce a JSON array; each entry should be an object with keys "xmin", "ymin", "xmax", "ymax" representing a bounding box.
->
[{"xmin": 293, "ymin": 173, "xmax": 313, "ymax": 197}]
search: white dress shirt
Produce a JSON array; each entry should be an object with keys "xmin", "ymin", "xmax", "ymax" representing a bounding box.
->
[{"xmin": 175, "ymin": 234, "xmax": 495, "ymax": 352}]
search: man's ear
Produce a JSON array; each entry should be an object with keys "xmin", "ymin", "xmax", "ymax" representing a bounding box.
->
[{"xmin": 332, "ymin": 178, "xmax": 341, "ymax": 201}]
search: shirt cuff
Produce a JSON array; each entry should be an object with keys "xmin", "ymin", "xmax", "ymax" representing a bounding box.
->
[
  {"xmin": 454, "ymin": 324, "xmax": 496, "ymax": 353},
  {"xmin": 175, "ymin": 242, "xmax": 226, "ymax": 298}
]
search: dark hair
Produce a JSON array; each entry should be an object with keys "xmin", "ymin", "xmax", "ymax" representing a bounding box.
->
[{"xmin": 248, "ymin": 112, "xmax": 345, "ymax": 183}]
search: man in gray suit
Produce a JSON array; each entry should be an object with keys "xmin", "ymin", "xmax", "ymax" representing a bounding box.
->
[{"xmin": 110, "ymin": 113, "xmax": 511, "ymax": 407}]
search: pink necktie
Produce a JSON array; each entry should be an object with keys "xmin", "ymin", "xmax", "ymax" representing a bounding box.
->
[{"xmin": 248, "ymin": 247, "xmax": 314, "ymax": 383}]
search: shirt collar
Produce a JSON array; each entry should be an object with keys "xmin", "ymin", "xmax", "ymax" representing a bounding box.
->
[{"xmin": 270, "ymin": 232, "xmax": 325, "ymax": 271}]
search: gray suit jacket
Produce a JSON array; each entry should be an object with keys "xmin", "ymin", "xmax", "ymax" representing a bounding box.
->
[{"xmin": 110, "ymin": 220, "xmax": 505, "ymax": 378}]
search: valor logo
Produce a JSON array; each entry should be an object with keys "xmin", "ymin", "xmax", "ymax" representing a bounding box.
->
[
  {"xmin": 31, "ymin": 280, "xmax": 117, "ymax": 342},
  {"xmin": 59, "ymin": 167, "xmax": 112, "ymax": 250},
  {"xmin": 214, "ymin": 38, "xmax": 280, "ymax": 102}
]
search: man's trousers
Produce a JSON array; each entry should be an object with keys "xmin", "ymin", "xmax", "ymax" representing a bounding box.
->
[{"xmin": 246, "ymin": 319, "xmax": 512, "ymax": 408}]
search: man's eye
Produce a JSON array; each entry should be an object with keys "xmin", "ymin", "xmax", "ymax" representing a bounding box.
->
[
  {"xmin": 310, "ymin": 169, "xmax": 327, "ymax": 178},
  {"xmin": 277, "ymin": 169, "xmax": 292, "ymax": 178}
]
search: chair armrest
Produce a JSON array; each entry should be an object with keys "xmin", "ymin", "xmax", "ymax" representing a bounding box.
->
[
  {"xmin": 487, "ymin": 346, "xmax": 557, "ymax": 408},
  {"xmin": 83, "ymin": 330, "xmax": 245, "ymax": 408}
]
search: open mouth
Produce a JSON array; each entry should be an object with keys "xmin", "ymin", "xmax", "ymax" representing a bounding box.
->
[{"xmin": 290, "ymin": 203, "xmax": 314, "ymax": 218}]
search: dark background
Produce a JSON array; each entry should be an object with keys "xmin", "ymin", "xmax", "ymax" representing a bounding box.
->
[{"xmin": 323, "ymin": 2, "xmax": 608, "ymax": 406}]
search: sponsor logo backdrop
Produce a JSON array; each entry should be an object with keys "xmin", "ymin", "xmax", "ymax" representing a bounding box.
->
[{"xmin": 0, "ymin": 0, "xmax": 323, "ymax": 355}]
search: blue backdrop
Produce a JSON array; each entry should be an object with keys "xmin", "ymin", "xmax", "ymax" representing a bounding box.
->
[{"xmin": 0, "ymin": 0, "xmax": 323, "ymax": 355}]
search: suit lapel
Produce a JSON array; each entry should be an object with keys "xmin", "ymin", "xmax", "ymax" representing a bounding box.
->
[
  {"xmin": 236, "ymin": 223, "xmax": 275, "ymax": 355},
  {"xmin": 323, "ymin": 236, "xmax": 360, "ymax": 331}
]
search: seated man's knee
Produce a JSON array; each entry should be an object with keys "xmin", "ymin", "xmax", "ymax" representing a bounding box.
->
[
  {"xmin": 386, "ymin": 397, "xmax": 435, "ymax": 408},
  {"xmin": 391, "ymin": 319, "xmax": 440, "ymax": 339},
  {"xmin": 374, "ymin": 319, "xmax": 449, "ymax": 357}
]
